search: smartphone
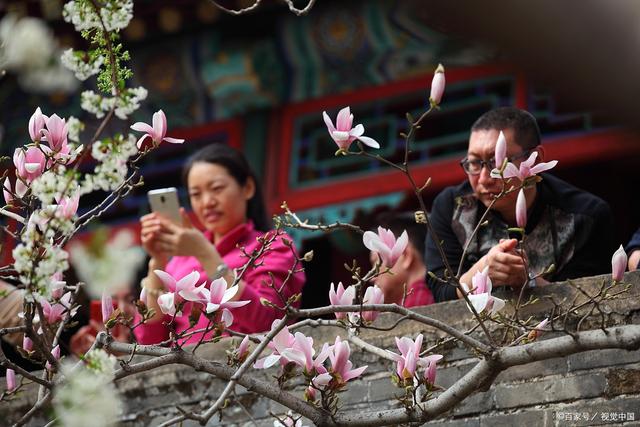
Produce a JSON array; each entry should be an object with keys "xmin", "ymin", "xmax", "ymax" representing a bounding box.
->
[{"xmin": 148, "ymin": 187, "xmax": 181, "ymax": 224}]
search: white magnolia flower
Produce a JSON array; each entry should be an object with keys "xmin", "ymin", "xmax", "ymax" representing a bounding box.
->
[
  {"xmin": 0, "ymin": 14, "xmax": 55, "ymax": 71},
  {"xmin": 69, "ymin": 228, "xmax": 146, "ymax": 297}
]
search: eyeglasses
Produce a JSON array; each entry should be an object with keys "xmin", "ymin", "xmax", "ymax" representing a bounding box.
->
[{"xmin": 459, "ymin": 150, "xmax": 532, "ymax": 176}]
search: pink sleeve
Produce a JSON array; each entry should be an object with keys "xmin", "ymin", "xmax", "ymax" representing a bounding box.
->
[
  {"xmin": 403, "ymin": 284, "xmax": 435, "ymax": 308},
  {"xmin": 133, "ymin": 312, "xmax": 170, "ymax": 345},
  {"xmin": 230, "ymin": 236, "xmax": 305, "ymax": 333}
]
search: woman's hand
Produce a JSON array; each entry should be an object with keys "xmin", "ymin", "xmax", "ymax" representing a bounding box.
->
[
  {"xmin": 152, "ymin": 209, "xmax": 214, "ymax": 259},
  {"xmin": 140, "ymin": 213, "xmax": 172, "ymax": 265}
]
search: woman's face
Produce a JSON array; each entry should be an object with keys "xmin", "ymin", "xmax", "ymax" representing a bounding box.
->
[{"xmin": 187, "ymin": 162, "xmax": 254, "ymax": 239}]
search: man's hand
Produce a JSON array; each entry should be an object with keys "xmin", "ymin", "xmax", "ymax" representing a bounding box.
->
[
  {"xmin": 485, "ymin": 238, "xmax": 527, "ymax": 287},
  {"xmin": 629, "ymin": 249, "xmax": 640, "ymax": 271}
]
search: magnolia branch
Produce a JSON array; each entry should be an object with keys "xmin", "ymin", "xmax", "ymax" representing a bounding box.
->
[{"xmin": 291, "ymin": 303, "xmax": 493, "ymax": 355}]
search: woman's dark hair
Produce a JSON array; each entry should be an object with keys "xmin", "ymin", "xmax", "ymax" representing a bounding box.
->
[{"xmin": 182, "ymin": 143, "xmax": 271, "ymax": 232}]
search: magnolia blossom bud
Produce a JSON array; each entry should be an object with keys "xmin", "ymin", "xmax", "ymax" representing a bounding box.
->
[
  {"xmin": 495, "ymin": 130, "xmax": 507, "ymax": 169},
  {"xmin": 22, "ymin": 336, "xmax": 33, "ymax": 352},
  {"xmin": 429, "ymin": 64, "xmax": 445, "ymax": 106},
  {"xmin": 425, "ymin": 360, "xmax": 437, "ymax": 385},
  {"xmin": 46, "ymin": 344, "xmax": 61, "ymax": 370},
  {"xmin": 516, "ymin": 189, "xmax": 527, "ymax": 229},
  {"xmin": 102, "ymin": 292, "xmax": 114, "ymax": 325},
  {"xmin": 6, "ymin": 368, "xmax": 16, "ymax": 392},
  {"xmin": 237, "ymin": 335, "xmax": 250, "ymax": 361},
  {"xmin": 611, "ymin": 245, "xmax": 627, "ymax": 282},
  {"xmin": 527, "ymin": 318, "xmax": 549, "ymax": 341}
]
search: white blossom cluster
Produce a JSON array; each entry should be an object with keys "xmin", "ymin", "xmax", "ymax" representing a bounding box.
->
[
  {"xmin": 84, "ymin": 348, "xmax": 118, "ymax": 380},
  {"xmin": 30, "ymin": 168, "xmax": 76, "ymax": 206},
  {"xmin": 0, "ymin": 13, "xmax": 77, "ymax": 94},
  {"xmin": 54, "ymin": 353, "xmax": 121, "ymax": 427},
  {"xmin": 81, "ymin": 134, "xmax": 138, "ymax": 194},
  {"xmin": 13, "ymin": 213, "xmax": 70, "ymax": 296},
  {"xmin": 63, "ymin": 0, "xmax": 133, "ymax": 32},
  {"xmin": 66, "ymin": 117, "xmax": 84, "ymax": 144},
  {"xmin": 69, "ymin": 229, "xmax": 145, "ymax": 297},
  {"xmin": 60, "ymin": 48, "xmax": 105, "ymax": 81},
  {"xmin": 80, "ymin": 86, "xmax": 147, "ymax": 119}
]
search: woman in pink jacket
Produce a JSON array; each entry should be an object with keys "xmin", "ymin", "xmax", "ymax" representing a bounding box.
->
[{"xmin": 135, "ymin": 144, "xmax": 305, "ymax": 345}]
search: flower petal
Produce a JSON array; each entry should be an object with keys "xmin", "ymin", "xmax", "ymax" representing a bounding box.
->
[
  {"xmin": 356, "ymin": 135, "xmax": 380, "ymax": 149},
  {"xmin": 336, "ymin": 107, "xmax": 352, "ymax": 131},
  {"xmin": 130, "ymin": 122, "xmax": 154, "ymax": 134},
  {"xmin": 529, "ymin": 160, "xmax": 558, "ymax": 175},
  {"xmin": 163, "ymin": 137, "xmax": 185, "ymax": 144},
  {"xmin": 322, "ymin": 111, "xmax": 336, "ymax": 133}
]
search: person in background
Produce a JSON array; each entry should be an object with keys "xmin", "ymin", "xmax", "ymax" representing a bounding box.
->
[
  {"xmin": 369, "ymin": 212, "xmax": 434, "ymax": 307},
  {"xmin": 626, "ymin": 228, "xmax": 640, "ymax": 271},
  {"xmin": 136, "ymin": 144, "xmax": 305, "ymax": 344},
  {"xmin": 425, "ymin": 107, "xmax": 615, "ymax": 302}
]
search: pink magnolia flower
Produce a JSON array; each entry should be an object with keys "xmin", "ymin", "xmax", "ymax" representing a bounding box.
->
[
  {"xmin": 157, "ymin": 292, "xmax": 178, "ymax": 316},
  {"xmin": 327, "ymin": 336, "xmax": 367, "ymax": 386},
  {"xmin": 39, "ymin": 292, "xmax": 73, "ymax": 324},
  {"xmin": 13, "ymin": 147, "xmax": 46, "ymax": 182},
  {"xmin": 6, "ymin": 368, "xmax": 16, "ymax": 392},
  {"xmin": 41, "ymin": 114, "xmax": 70, "ymax": 154},
  {"xmin": 502, "ymin": 151, "xmax": 558, "ymax": 181},
  {"xmin": 322, "ymin": 106, "xmax": 380, "ymax": 151},
  {"xmin": 254, "ymin": 320, "xmax": 296, "ymax": 369},
  {"xmin": 202, "ymin": 277, "xmax": 250, "ymax": 327},
  {"xmin": 611, "ymin": 245, "xmax": 627, "ymax": 282},
  {"xmin": 460, "ymin": 266, "xmax": 505, "ymax": 315},
  {"xmin": 130, "ymin": 109, "xmax": 185, "ymax": 149},
  {"xmin": 28, "ymin": 107, "xmax": 47, "ymax": 142},
  {"xmin": 22, "ymin": 336, "xmax": 33, "ymax": 352},
  {"xmin": 495, "ymin": 130, "xmax": 507, "ymax": 169},
  {"xmin": 429, "ymin": 64, "xmax": 445, "ymax": 106},
  {"xmin": 328, "ymin": 282, "xmax": 355, "ymax": 320},
  {"xmin": 421, "ymin": 355, "xmax": 443, "ymax": 386},
  {"xmin": 3, "ymin": 177, "xmax": 28, "ymax": 205},
  {"xmin": 281, "ymin": 332, "xmax": 318, "ymax": 374},
  {"xmin": 363, "ymin": 226, "xmax": 408, "ymax": 268},
  {"xmin": 309, "ymin": 372, "xmax": 332, "ymax": 395},
  {"xmin": 516, "ymin": 188, "xmax": 527, "ymax": 229},
  {"xmin": 153, "ymin": 270, "xmax": 206, "ymax": 304},
  {"xmin": 361, "ymin": 285, "xmax": 384, "ymax": 323},
  {"xmin": 389, "ymin": 334, "xmax": 423, "ymax": 380},
  {"xmin": 273, "ymin": 412, "xmax": 307, "ymax": 427},
  {"xmin": 102, "ymin": 292, "xmax": 114, "ymax": 324},
  {"xmin": 46, "ymin": 345, "xmax": 60, "ymax": 370},
  {"xmin": 54, "ymin": 192, "xmax": 80, "ymax": 219}
]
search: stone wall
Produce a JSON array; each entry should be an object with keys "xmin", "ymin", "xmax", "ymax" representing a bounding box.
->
[{"xmin": 4, "ymin": 271, "xmax": 640, "ymax": 426}]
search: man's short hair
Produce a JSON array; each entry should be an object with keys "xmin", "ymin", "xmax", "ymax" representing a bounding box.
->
[{"xmin": 471, "ymin": 107, "xmax": 541, "ymax": 150}]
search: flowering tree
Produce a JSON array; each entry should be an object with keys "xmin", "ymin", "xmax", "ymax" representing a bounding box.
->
[{"xmin": 1, "ymin": 2, "xmax": 640, "ymax": 427}]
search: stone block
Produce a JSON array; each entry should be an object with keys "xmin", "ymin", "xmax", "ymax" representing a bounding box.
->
[
  {"xmin": 568, "ymin": 349, "xmax": 640, "ymax": 372},
  {"xmin": 496, "ymin": 356, "xmax": 568, "ymax": 383},
  {"xmin": 606, "ymin": 368, "xmax": 640, "ymax": 396},
  {"xmin": 453, "ymin": 390, "xmax": 494, "ymax": 416},
  {"xmin": 495, "ymin": 373, "xmax": 606, "ymax": 408}
]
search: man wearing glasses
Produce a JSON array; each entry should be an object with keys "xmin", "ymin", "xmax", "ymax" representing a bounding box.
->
[{"xmin": 425, "ymin": 107, "xmax": 615, "ymax": 302}]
